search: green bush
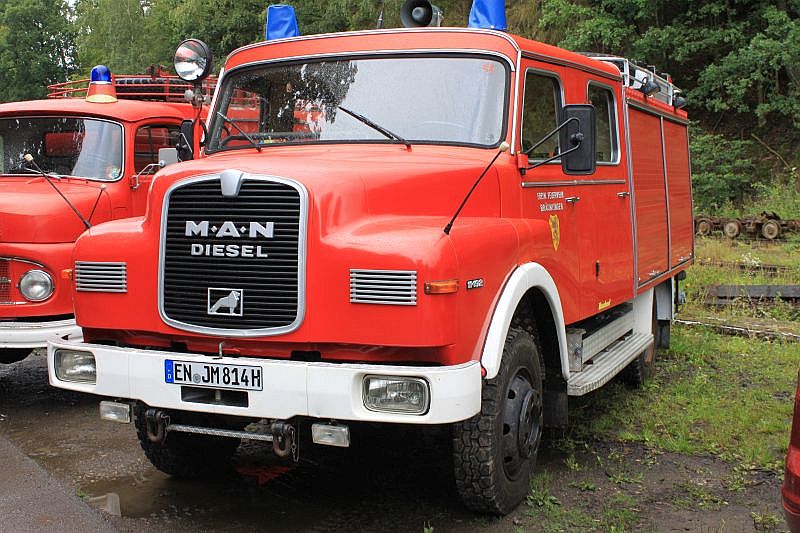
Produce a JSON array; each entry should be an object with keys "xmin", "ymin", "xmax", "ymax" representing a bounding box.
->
[{"xmin": 690, "ymin": 130, "xmax": 758, "ymax": 212}]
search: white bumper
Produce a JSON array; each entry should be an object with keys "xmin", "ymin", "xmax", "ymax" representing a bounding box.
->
[
  {"xmin": 0, "ymin": 318, "xmax": 82, "ymax": 349},
  {"xmin": 47, "ymin": 335, "xmax": 481, "ymax": 424}
]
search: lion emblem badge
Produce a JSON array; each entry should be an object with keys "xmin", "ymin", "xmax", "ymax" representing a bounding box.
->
[{"xmin": 549, "ymin": 214, "xmax": 560, "ymax": 251}]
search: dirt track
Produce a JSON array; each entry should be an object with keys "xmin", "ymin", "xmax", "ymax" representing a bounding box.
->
[{"xmin": 0, "ymin": 352, "xmax": 785, "ymax": 532}]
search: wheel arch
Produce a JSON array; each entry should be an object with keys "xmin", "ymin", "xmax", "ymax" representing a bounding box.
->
[{"xmin": 480, "ymin": 263, "xmax": 569, "ymax": 381}]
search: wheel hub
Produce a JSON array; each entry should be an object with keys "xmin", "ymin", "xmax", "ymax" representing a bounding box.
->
[{"xmin": 502, "ymin": 370, "xmax": 542, "ymax": 478}]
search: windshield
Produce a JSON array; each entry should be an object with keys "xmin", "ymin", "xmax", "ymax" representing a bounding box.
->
[
  {"xmin": 0, "ymin": 117, "xmax": 123, "ymax": 181},
  {"xmin": 207, "ymin": 55, "xmax": 508, "ymax": 152}
]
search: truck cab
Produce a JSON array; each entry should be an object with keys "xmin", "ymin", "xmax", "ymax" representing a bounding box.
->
[
  {"xmin": 0, "ymin": 70, "xmax": 209, "ymax": 363},
  {"xmin": 48, "ymin": 20, "xmax": 693, "ymax": 515}
]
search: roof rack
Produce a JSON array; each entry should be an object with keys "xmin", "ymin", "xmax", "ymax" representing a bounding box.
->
[
  {"xmin": 581, "ymin": 53, "xmax": 683, "ymax": 107},
  {"xmin": 47, "ymin": 66, "xmax": 217, "ymax": 102}
]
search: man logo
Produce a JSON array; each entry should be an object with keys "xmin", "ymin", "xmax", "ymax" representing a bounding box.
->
[{"xmin": 207, "ymin": 288, "xmax": 244, "ymax": 316}]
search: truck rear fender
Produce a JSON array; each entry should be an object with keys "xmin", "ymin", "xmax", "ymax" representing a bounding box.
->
[{"xmin": 480, "ymin": 263, "xmax": 569, "ymax": 381}]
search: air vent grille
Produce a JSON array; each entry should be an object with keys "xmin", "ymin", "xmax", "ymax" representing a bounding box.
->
[
  {"xmin": 349, "ymin": 269, "xmax": 417, "ymax": 306},
  {"xmin": 75, "ymin": 262, "xmax": 127, "ymax": 293}
]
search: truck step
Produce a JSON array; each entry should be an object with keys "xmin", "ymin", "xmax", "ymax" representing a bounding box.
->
[
  {"xmin": 567, "ymin": 332, "xmax": 653, "ymax": 396},
  {"xmin": 581, "ymin": 310, "xmax": 634, "ymax": 363}
]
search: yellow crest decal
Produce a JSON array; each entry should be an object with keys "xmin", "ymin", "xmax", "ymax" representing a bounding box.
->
[
  {"xmin": 598, "ymin": 299, "xmax": 612, "ymax": 311},
  {"xmin": 549, "ymin": 214, "xmax": 560, "ymax": 251}
]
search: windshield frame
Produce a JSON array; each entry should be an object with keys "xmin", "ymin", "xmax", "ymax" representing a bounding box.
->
[
  {"xmin": 205, "ymin": 51, "xmax": 512, "ymax": 154},
  {"xmin": 0, "ymin": 114, "xmax": 126, "ymax": 182}
]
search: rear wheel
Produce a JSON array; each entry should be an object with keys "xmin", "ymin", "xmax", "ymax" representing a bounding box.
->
[
  {"xmin": 761, "ymin": 220, "xmax": 781, "ymax": 240},
  {"xmin": 453, "ymin": 328, "xmax": 543, "ymax": 515},
  {"xmin": 0, "ymin": 349, "xmax": 33, "ymax": 364},
  {"xmin": 133, "ymin": 404, "xmax": 242, "ymax": 478},
  {"xmin": 723, "ymin": 220, "xmax": 742, "ymax": 239},
  {"xmin": 622, "ymin": 299, "xmax": 657, "ymax": 387},
  {"xmin": 695, "ymin": 218, "xmax": 712, "ymax": 236}
]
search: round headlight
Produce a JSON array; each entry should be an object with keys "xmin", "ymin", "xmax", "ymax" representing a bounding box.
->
[
  {"xmin": 174, "ymin": 39, "xmax": 213, "ymax": 82},
  {"xmin": 19, "ymin": 270, "xmax": 54, "ymax": 302}
]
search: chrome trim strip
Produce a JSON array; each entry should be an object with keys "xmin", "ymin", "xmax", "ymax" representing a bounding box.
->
[
  {"xmin": 227, "ymin": 28, "xmax": 523, "ymax": 61},
  {"xmin": 75, "ymin": 261, "xmax": 127, "ymax": 293},
  {"xmin": 349, "ymin": 269, "xmax": 417, "ymax": 306},
  {"xmin": 622, "ymin": 87, "xmax": 638, "ymax": 296},
  {"xmin": 0, "ymin": 256, "xmax": 46, "ymax": 268},
  {"xmin": 521, "ymin": 52, "xmax": 621, "ymax": 82},
  {"xmin": 625, "ymin": 99, "xmax": 689, "ymax": 125},
  {"xmin": 158, "ymin": 174, "xmax": 309, "ymax": 337},
  {"xmin": 521, "ymin": 179, "xmax": 626, "ymax": 188}
]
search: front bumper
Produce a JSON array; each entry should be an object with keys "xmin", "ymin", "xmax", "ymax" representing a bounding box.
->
[
  {"xmin": 0, "ymin": 318, "xmax": 82, "ymax": 349},
  {"xmin": 47, "ymin": 334, "xmax": 481, "ymax": 424}
]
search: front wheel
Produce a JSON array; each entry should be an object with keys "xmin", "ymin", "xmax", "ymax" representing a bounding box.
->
[
  {"xmin": 0, "ymin": 348, "xmax": 33, "ymax": 364},
  {"xmin": 453, "ymin": 328, "xmax": 544, "ymax": 515}
]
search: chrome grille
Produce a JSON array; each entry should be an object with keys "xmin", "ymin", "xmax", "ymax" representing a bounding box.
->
[
  {"xmin": 160, "ymin": 176, "xmax": 305, "ymax": 334},
  {"xmin": 0, "ymin": 260, "xmax": 9, "ymax": 302},
  {"xmin": 350, "ymin": 269, "xmax": 417, "ymax": 305},
  {"xmin": 75, "ymin": 262, "xmax": 127, "ymax": 293}
]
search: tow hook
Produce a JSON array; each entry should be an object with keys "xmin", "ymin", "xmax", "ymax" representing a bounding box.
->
[
  {"xmin": 271, "ymin": 421, "xmax": 298, "ymax": 461},
  {"xmin": 144, "ymin": 408, "xmax": 169, "ymax": 444}
]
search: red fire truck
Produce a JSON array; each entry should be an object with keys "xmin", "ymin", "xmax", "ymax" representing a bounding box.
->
[
  {"xmin": 48, "ymin": 11, "xmax": 693, "ymax": 514},
  {"xmin": 0, "ymin": 68, "xmax": 209, "ymax": 364}
]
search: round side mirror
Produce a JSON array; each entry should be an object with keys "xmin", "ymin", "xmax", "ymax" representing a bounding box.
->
[{"xmin": 174, "ymin": 39, "xmax": 213, "ymax": 83}]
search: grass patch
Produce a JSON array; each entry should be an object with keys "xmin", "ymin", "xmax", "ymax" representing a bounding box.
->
[{"xmin": 568, "ymin": 325, "xmax": 799, "ymax": 471}]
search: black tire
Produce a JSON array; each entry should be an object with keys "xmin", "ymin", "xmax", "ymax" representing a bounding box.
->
[
  {"xmin": 0, "ymin": 348, "xmax": 32, "ymax": 364},
  {"xmin": 453, "ymin": 328, "xmax": 544, "ymax": 515},
  {"xmin": 133, "ymin": 403, "xmax": 242, "ymax": 478},
  {"xmin": 622, "ymin": 299, "xmax": 657, "ymax": 387}
]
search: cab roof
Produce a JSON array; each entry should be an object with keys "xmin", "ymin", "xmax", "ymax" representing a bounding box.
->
[
  {"xmin": 225, "ymin": 27, "xmax": 620, "ymax": 81},
  {"xmin": 0, "ymin": 98, "xmax": 196, "ymax": 123}
]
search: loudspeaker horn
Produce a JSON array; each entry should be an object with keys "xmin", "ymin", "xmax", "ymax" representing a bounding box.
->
[{"xmin": 400, "ymin": 0, "xmax": 442, "ymax": 27}]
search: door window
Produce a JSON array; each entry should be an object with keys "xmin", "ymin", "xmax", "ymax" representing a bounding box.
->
[
  {"xmin": 521, "ymin": 71, "xmax": 562, "ymax": 159},
  {"xmin": 134, "ymin": 125, "xmax": 180, "ymax": 172},
  {"xmin": 587, "ymin": 84, "xmax": 618, "ymax": 163}
]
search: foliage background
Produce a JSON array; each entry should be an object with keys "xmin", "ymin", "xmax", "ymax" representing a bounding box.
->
[{"xmin": 2, "ymin": 0, "xmax": 797, "ymax": 212}]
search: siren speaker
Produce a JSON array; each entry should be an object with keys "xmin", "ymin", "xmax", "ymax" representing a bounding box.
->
[{"xmin": 401, "ymin": 0, "xmax": 441, "ymax": 27}]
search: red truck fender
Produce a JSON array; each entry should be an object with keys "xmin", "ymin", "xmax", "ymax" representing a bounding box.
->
[{"xmin": 480, "ymin": 262, "xmax": 569, "ymax": 380}]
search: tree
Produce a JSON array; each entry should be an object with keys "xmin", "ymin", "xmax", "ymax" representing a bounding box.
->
[{"xmin": 0, "ymin": 0, "xmax": 76, "ymax": 102}]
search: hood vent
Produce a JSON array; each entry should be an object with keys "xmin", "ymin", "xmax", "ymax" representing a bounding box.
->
[{"xmin": 350, "ymin": 269, "xmax": 417, "ymax": 306}]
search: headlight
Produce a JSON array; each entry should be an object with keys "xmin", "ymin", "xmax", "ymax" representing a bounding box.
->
[
  {"xmin": 54, "ymin": 349, "xmax": 96, "ymax": 384},
  {"xmin": 363, "ymin": 376, "xmax": 429, "ymax": 415},
  {"xmin": 19, "ymin": 269, "xmax": 54, "ymax": 301},
  {"xmin": 173, "ymin": 39, "xmax": 213, "ymax": 82}
]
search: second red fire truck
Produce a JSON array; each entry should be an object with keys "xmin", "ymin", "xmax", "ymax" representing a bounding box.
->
[
  {"xmin": 48, "ymin": 4, "xmax": 693, "ymax": 514},
  {"xmin": 0, "ymin": 67, "xmax": 210, "ymax": 364}
]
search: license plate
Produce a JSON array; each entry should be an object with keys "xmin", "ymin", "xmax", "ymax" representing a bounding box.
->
[{"xmin": 164, "ymin": 359, "xmax": 263, "ymax": 391}]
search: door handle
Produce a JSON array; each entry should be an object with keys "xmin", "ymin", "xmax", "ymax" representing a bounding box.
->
[
  {"xmin": 617, "ymin": 191, "xmax": 630, "ymax": 198},
  {"xmin": 565, "ymin": 196, "xmax": 580, "ymax": 204}
]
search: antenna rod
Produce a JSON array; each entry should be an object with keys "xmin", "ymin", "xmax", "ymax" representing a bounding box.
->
[
  {"xmin": 443, "ymin": 142, "xmax": 509, "ymax": 235},
  {"xmin": 24, "ymin": 154, "xmax": 91, "ymax": 229}
]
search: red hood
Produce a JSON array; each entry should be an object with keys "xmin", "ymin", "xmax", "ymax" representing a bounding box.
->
[
  {"xmin": 149, "ymin": 144, "xmax": 505, "ymax": 230},
  {"xmin": 0, "ymin": 177, "xmax": 113, "ymax": 243}
]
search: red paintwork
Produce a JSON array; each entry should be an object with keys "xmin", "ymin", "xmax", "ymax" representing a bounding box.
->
[
  {"xmin": 785, "ymin": 370, "xmax": 800, "ymax": 532},
  {"xmin": 0, "ymin": 95, "xmax": 198, "ymax": 319},
  {"xmin": 70, "ymin": 29, "xmax": 693, "ymax": 365}
]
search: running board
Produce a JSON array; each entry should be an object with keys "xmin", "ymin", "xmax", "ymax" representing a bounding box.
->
[{"xmin": 567, "ymin": 332, "xmax": 653, "ymax": 396}]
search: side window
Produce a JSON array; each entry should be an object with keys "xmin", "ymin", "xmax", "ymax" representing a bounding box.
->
[
  {"xmin": 134, "ymin": 124, "xmax": 180, "ymax": 172},
  {"xmin": 521, "ymin": 71, "xmax": 561, "ymax": 159},
  {"xmin": 588, "ymin": 84, "xmax": 617, "ymax": 163}
]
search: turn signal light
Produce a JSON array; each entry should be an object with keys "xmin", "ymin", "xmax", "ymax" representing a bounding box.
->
[
  {"xmin": 61, "ymin": 268, "xmax": 73, "ymax": 280},
  {"xmin": 424, "ymin": 279, "xmax": 459, "ymax": 294}
]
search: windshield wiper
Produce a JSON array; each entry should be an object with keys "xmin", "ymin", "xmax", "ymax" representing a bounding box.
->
[
  {"xmin": 338, "ymin": 106, "xmax": 411, "ymax": 150},
  {"xmin": 217, "ymin": 112, "xmax": 262, "ymax": 152}
]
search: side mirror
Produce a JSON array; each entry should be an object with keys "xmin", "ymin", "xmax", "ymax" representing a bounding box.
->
[
  {"xmin": 177, "ymin": 119, "xmax": 195, "ymax": 161},
  {"xmin": 559, "ymin": 105, "xmax": 596, "ymax": 176},
  {"xmin": 158, "ymin": 147, "xmax": 179, "ymax": 167}
]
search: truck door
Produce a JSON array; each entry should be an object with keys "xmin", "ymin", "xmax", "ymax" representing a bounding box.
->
[
  {"xmin": 518, "ymin": 65, "xmax": 582, "ymax": 325},
  {"xmin": 578, "ymin": 81, "xmax": 634, "ymax": 315},
  {"xmin": 128, "ymin": 122, "xmax": 182, "ymax": 215}
]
